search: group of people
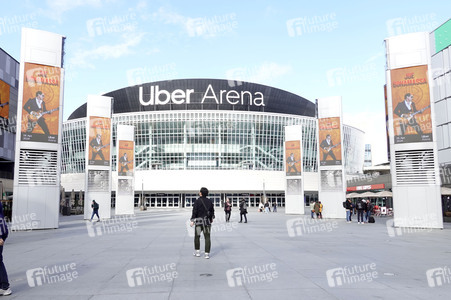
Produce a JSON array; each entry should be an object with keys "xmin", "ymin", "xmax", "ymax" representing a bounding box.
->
[
  {"xmin": 224, "ymin": 198, "xmax": 248, "ymax": 223},
  {"xmin": 259, "ymin": 201, "xmax": 277, "ymax": 213},
  {"xmin": 344, "ymin": 198, "xmax": 374, "ymax": 224},
  {"xmin": 310, "ymin": 201, "xmax": 323, "ymax": 219}
]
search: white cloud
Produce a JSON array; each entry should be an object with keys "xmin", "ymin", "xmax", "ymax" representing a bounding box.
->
[{"xmin": 69, "ymin": 33, "xmax": 145, "ymax": 69}]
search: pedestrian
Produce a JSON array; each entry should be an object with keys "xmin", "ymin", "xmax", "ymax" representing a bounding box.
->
[
  {"xmin": 272, "ymin": 202, "xmax": 277, "ymax": 212},
  {"xmin": 365, "ymin": 199, "xmax": 373, "ymax": 222},
  {"xmin": 264, "ymin": 201, "xmax": 270, "ymax": 214},
  {"xmin": 314, "ymin": 201, "xmax": 321, "ymax": 219},
  {"xmin": 239, "ymin": 198, "xmax": 248, "ymax": 223},
  {"xmin": 224, "ymin": 198, "xmax": 232, "ymax": 222},
  {"xmin": 344, "ymin": 199, "xmax": 352, "ymax": 223},
  {"xmin": 310, "ymin": 201, "xmax": 316, "ymax": 219},
  {"xmin": 190, "ymin": 187, "xmax": 215, "ymax": 259},
  {"xmin": 356, "ymin": 199, "xmax": 367, "ymax": 224},
  {"xmin": 259, "ymin": 202, "xmax": 264, "ymax": 213},
  {"xmin": 0, "ymin": 202, "xmax": 11, "ymax": 296},
  {"xmin": 318, "ymin": 201, "xmax": 323, "ymax": 219},
  {"xmin": 91, "ymin": 200, "xmax": 100, "ymax": 222}
]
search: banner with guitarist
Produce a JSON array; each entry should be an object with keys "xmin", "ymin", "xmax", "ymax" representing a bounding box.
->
[
  {"xmin": 390, "ymin": 65, "xmax": 433, "ymax": 144},
  {"xmin": 0, "ymin": 80, "xmax": 10, "ymax": 120},
  {"xmin": 88, "ymin": 116, "xmax": 111, "ymax": 166},
  {"xmin": 285, "ymin": 140, "xmax": 301, "ymax": 176},
  {"xmin": 21, "ymin": 62, "xmax": 60, "ymax": 143},
  {"xmin": 118, "ymin": 140, "xmax": 134, "ymax": 176},
  {"xmin": 318, "ymin": 117, "xmax": 342, "ymax": 166}
]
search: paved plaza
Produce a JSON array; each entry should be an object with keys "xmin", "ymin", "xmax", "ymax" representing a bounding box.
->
[{"xmin": 3, "ymin": 208, "xmax": 451, "ymax": 299}]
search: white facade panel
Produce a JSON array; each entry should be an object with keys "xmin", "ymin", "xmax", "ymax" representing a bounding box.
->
[
  {"xmin": 386, "ymin": 32, "xmax": 430, "ymax": 69},
  {"xmin": 435, "ymin": 100, "xmax": 447, "ymax": 125}
]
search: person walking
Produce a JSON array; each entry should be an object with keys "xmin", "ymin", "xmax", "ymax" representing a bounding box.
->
[
  {"xmin": 224, "ymin": 198, "xmax": 232, "ymax": 222},
  {"xmin": 90, "ymin": 200, "xmax": 100, "ymax": 222},
  {"xmin": 190, "ymin": 187, "xmax": 215, "ymax": 259},
  {"xmin": 0, "ymin": 202, "xmax": 11, "ymax": 296},
  {"xmin": 356, "ymin": 199, "xmax": 367, "ymax": 224},
  {"xmin": 314, "ymin": 201, "xmax": 321, "ymax": 219},
  {"xmin": 264, "ymin": 201, "xmax": 270, "ymax": 214},
  {"xmin": 310, "ymin": 201, "xmax": 316, "ymax": 219},
  {"xmin": 239, "ymin": 198, "xmax": 248, "ymax": 223},
  {"xmin": 365, "ymin": 199, "xmax": 373, "ymax": 223},
  {"xmin": 272, "ymin": 202, "xmax": 277, "ymax": 212}
]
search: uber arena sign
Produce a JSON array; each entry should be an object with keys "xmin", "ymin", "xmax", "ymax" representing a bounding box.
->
[{"xmin": 139, "ymin": 84, "xmax": 265, "ymax": 106}]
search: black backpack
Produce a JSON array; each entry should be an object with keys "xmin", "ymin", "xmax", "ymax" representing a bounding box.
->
[{"xmin": 342, "ymin": 201, "xmax": 346, "ymax": 208}]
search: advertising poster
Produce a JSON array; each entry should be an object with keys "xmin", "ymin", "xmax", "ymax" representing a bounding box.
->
[
  {"xmin": 0, "ymin": 80, "xmax": 10, "ymax": 120},
  {"xmin": 318, "ymin": 117, "xmax": 342, "ymax": 166},
  {"xmin": 390, "ymin": 65, "xmax": 433, "ymax": 144},
  {"xmin": 118, "ymin": 140, "xmax": 134, "ymax": 176},
  {"xmin": 88, "ymin": 116, "xmax": 111, "ymax": 166},
  {"xmin": 285, "ymin": 140, "xmax": 301, "ymax": 176},
  {"xmin": 21, "ymin": 62, "xmax": 60, "ymax": 143}
]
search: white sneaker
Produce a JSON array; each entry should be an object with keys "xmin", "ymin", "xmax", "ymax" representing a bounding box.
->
[
  {"xmin": 204, "ymin": 253, "xmax": 210, "ymax": 259},
  {"xmin": 193, "ymin": 250, "xmax": 200, "ymax": 257},
  {"xmin": 0, "ymin": 288, "xmax": 11, "ymax": 296}
]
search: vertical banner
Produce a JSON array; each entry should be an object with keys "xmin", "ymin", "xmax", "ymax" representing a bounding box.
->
[
  {"xmin": 21, "ymin": 63, "xmax": 60, "ymax": 143},
  {"xmin": 285, "ymin": 140, "xmax": 302, "ymax": 176},
  {"xmin": 385, "ymin": 32, "xmax": 442, "ymax": 229},
  {"xmin": 0, "ymin": 80, "xmax": 10, "ymax": 120},
  {"xmin": 318, "ymin": 117, "xmax": 342, "ymax": 166},
  {"xmin": 317, "ymin": 96, "xmax": 346, "ymax": 219},
  {"xmin": 284, "ymin": 126, "xmax": 304, "ymax": 214},
  {"xmin": 116, "ymin": 125, "xmax": 135, "ymax": 215},
  {"xmin": 12, "ymin": 28, "xmax": 65, "ymax": 229},
  {"xmin": 390, "ymin": 65, "xmax": 433, "ymax": 144},
  {"xmin": 84, "ymin": 96, "xmax": 113, "ymax": 220}
]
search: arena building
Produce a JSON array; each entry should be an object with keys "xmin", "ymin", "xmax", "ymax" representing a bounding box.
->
[{"xmin": 61, "ymin": 79, "xmax": 365, "ymax": 209}]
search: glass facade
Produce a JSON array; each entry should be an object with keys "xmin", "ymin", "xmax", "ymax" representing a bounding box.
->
[{"xmin": 62, "ymin": 111, "xmax": 322, "ymax": 174}]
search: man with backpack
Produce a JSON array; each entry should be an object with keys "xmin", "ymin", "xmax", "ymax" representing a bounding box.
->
[
  {"xmin": 356, "ymin": 199, "xmax": 367, "ymax": 224},
  {"xmin": 91, "ymin": 200, "xmax": 100, "ymax": 222},
  {"xmin": 190, "ymin": 187, "xmax": 215, "ymax": 259}
]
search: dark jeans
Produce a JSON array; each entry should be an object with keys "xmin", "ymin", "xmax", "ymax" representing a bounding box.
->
[
  {"xmin": 91, "ymin": 210, "xmax": 100, "ymax": 220},
  {"xmin": 357, "ymin": 210, "xmax": 364, "ymax": 222},
  {"xmin": 240, "ymin": 212, "xmax": 247, "ymax": 222},
  {"xmin": 194, "ymin": 225, "xmax": 211, "ymax": 253},
  {"xmin": 0, "ymin": 246, "xmax": 9, "ymax": 290},
  {"xmin": 225, "ymin": 211, "xmax": 231, "ymax": 222}
]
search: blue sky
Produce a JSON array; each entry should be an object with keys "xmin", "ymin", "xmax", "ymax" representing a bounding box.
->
[{"xmin": 1, "ymin": 0, "xmax": 450, "ymax": 165}]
